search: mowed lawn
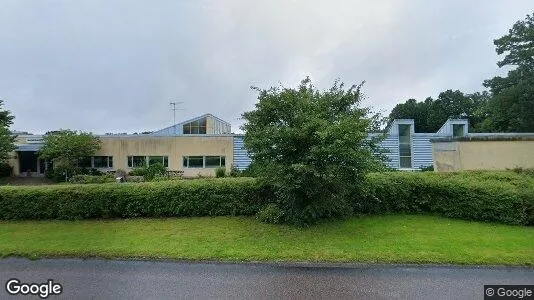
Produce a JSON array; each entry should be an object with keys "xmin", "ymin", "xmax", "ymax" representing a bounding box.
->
[{"xmin": 0, "ymin": 215, "xmax": 532, "ymax": 265}]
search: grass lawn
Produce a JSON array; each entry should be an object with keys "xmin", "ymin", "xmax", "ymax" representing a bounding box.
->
[{"xmin": 0, "ymin": 215, "xmax": 532, "ymax": 265}]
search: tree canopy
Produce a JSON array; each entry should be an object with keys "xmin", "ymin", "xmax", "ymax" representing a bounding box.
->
[
  {"xmin": 39, "ymin": 130, "xmax": 101, "ymax": 178},
  {"xmin": 482, "ymin": 12, "xmax": 534, "ymax": 132},
  {"xmin": 388, "ymin": 90, "xmax": 490, "ymax": 133},
  {"xmin": 0, "ymin": 100, "xmax": 16, "ymax": 163},
  {"xmin": 242, "ymin": 78, "xmax": 386, "ymax": 225}
]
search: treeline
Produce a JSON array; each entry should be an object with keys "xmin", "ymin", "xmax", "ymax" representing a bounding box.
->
[{"xmin": 388, "ymin": 12, "xmax": 534, "ymax": 133}]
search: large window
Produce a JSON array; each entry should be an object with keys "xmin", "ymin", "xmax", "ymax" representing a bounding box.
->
[
  {"xmin": 148, "ymin": 156, "xmax": 169, "ymax": 167},
  {"xmin": 127, "ymin": 156, "xmax": 147, "ymax": 168},
  {"xmin": 398, "ymin": 124, "xmax": 412, "ymax": 169},
  {"xmin": 183, "ymin": 156, "xmax": 204, "ymax": 168},
  {"xmin": 78, "ymin": 157, "xmax": 92, "ymax": 168},
  {"xmin": 182, "ymin": 156, "xmax": 226, "ymax": 168},
  {"xmin": 128, "ymin": 156, "xmax": 169, "ymax": 168},
  {"xmin": 93, "ymin": 156, "xmax": 113, "ymax": 168},
  {"xmin": 183, "ymin": 117, "xmax": 207, "ymax": 134},
  {"xmin": 205, "ymin": 156, "xmax": 225, "ymax": 168},
  {"xmin": 79, "ymin": 156, "xmax": 113, "ymax": 168}
]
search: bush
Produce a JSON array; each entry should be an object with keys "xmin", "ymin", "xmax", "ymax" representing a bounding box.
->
[
  {"xmin": 0, "ymin": 162, "xmax": 12, "ymax": 177},
  {"xmin": 354, "ymin": 171, "xmax": 534, "ymax": 225},
  {"xmin": 215, "ymin": 167, "xmax": 226, "ymax": 178},
  {"xmin": 69, "ymin": 174, "xmax": 116, "ymax": 184},
  {"xmin": 419, "ymin": 165, "xmax": 434, "ymax": 172},
  {"xmin": 130, "ymin": 164, "xmax": 167, "ymax": 181},
  {"xmin": 126, "ymin": 176, "xmax": 144, "ymax": 183},
  {"xmin": 256, "ymin": 203, "xmax": 284, "ymax": 224},
  {"xmin": 129, "ymin": 167, "xmax": 146, "ymax": 176},
  {"xmin": 0, "ymin": 178, "xmax": 268, "ymax": 220}
]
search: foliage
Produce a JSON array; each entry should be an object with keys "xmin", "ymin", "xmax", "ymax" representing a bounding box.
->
[
  {"xmin": 0, "ymin": 178, "xmax": 267, "ymax": 220},
  {"xmin": 387, "ymin": 90, "xmax": 490, "ymax": 133},
  {"xmin": 242, "ymin": 77, "xmax": 386, "ymax": 225},
  {"xmin": 215, "ymin": 167, "xmax": 226, "ymax": 178},
  {"xmin": 229, "ymin": 166, "xmax": 241, "ymax": 177},
  {"xmin": 69, "ymin": 174, "xmax": 116, "ymax": 184},
  {"xmin": 0, "ymin": 162, "xmax": 13, "ymax": 177},
  {"xmin": 129, "ymin": 163, "xmax": 167, "ymax": 181},
  {"xmin": 256, "ymin": 203, "xmax": 284, "ymax": 224},
  {"xmin": 419, "ymin": 165, "xmax": 434, "ymax": 172},
  {"xmin": 0, "ymin": 100, "xmax": 16, "ymax": 163},
  {"xmin": 482, "ymin": 12, "xmax": 534, "ymax": 132},
  {"xmin": 355, "ymin": 171, "xmax": 534, "ymax": 225},
  {"xmin": 128, "ymin": 167, "xmax": 146, "ymax": 176},
  {"xmin": 38, "ymin": 130, "xmax": 101, "ymax": 180},
  {"xmin": 0, "ymin": 171, "xmax": 532, "ymax": 226},
  {"xmin": 126, "ymin": 176, "xmax": 144, "ymax": 183}
]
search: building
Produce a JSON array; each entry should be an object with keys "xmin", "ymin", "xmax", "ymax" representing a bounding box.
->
[
  {"xmin": 9, "ymin": 114, "xmax": 235, "ymax": 177},
  {"xmin": 431, "ymin": 134, "xmax": 534, "ymax": 171},
  {"xmin": 9, "ymin": 113, "xmax": 507, "ymax": 177}
]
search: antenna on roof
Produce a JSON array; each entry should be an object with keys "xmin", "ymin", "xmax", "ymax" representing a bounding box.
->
[
  {"xmin": 170, "ymin": 101, "xmax": 184, "ymax": 135},
  {"xmin": 169, "ymin": 101, "xmax": 184, "ymax": 124}
]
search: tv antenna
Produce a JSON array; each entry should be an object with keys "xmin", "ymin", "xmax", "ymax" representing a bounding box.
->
[{"xmin": 169, "ymin": 101, "xmax": 184, "ymax": 125}]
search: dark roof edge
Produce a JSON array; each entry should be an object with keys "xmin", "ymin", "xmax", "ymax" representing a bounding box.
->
[{"xmin": 430, "ymin": 134, "xmax": 534, "ymax": 143}]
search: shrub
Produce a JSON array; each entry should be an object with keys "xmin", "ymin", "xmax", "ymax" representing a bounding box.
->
[
  {"xmin": 419, "ymin": 165, "xmax": 434, "ymax": 172},
  {"xmin": 256, "ymin": 203, "xmax": 284, "ymax": 224},
  {"xmin": 0, "ymin": 178, "xmax": 268, "ymax": 220},
  {"xmin": 229, "ymin": 166, "xmax": 241, "ymax": 177},
  {"xmin": 215, "ymin": 167, "xmax": 226, "ymax": 178},
  {"xmin": 69, "ymin": 174, "xmax": 116, "ymax": 184},
  {"xmin": 0, "ymin": 162, "xmax": 12, "ymax": 177},
  {"xmin": 126, "ymin": 176, "xmax": 144, "ymax": 183},
  {"xmin": 354, "ymin": 171, "xmax": 534, "ymax": 225},
  {"xmin": 129, "ymin": 167, "xmax": 146, "ymax": 176}
]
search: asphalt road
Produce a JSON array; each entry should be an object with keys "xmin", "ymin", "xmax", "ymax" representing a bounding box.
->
[{"xmin": 0, "ymin": 258, "xmax": 532, "ymax": 300}]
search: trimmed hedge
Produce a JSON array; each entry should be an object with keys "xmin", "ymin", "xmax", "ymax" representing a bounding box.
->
[
  {"xmin": 0, "ymin": 178, "xmax": 268, "ymax": 220},
  {"xmin": 0, "ymin": 171, "xmax": 532, "ymax": 225},
  {"xmin": 354, "ymin": 171, "xmax": 534, "ymax": 225}
]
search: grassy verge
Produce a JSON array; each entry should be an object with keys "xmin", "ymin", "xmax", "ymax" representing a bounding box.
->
[{"xmin": 0, "ymin": 215, "xmax": 532, "ymax": 265}]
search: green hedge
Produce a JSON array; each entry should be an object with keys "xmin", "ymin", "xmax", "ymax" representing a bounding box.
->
[
  {"xmin": 0, "ymin": 172, "xmax": 532, "ymax": 225},
  {"xmin": 355, "ymin": 171, "xmax": 534, "ymax": 225},
  {"xmin": 0, "ymin": 178, "xmax": 268, "ymax": 220}
]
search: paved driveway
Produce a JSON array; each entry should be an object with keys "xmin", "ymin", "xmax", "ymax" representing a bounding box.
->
[{"xmin": 0, "ymin": 258, "xmax": 532, "ymax": 299}]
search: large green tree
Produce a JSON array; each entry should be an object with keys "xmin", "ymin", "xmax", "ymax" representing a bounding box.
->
[
  {"xmin": 242, "ymin": 78, "xmax": 386, "ymax": 226},
  {"xmin": 39, "ymin": 130, "xmax": 101, "ymax": 179},
  {"xmin": 0, "ymin": 100, "xmax": 16, "ymax": 163},
  {"xmin": 482, "ymin": 12, "xmax": 534, "ymax": 132},
  {"xmin": 388, "ymin": 90, "xmax": 490, "ymax": 132}
]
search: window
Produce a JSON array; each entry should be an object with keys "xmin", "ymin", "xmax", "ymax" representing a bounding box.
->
[
  {"xmin": 398, "ymin": 124, "xmax": 412, "ymax": 168},
  {"xmin": 205, "ymin": 156, "xmax": 225, "ymax": 168},
  {"xmin": 93, "ymin": 156, "xmax": 113, "ymax": 168},
  {"xmin": 182, "ymin": 156, "xmax": 225, "ymax": 168},
  {"xmin": 183, "ymin": 156, "xmax": 204, "ymax": 168},
  {"xmin": 128, "ymin": 156, "xmax": 169, "ymax": 168},
  {"xmin": 182, "ymin": 117, "xmax": 207, "ymax": 134},
  {"xmin": 78, "ymin": 157, "xmax": 92, "ymax": 168},
  {"xmin": 148, "ymin": 156, "xmax": 168, "ymax": 167},
  {"xmin": 453, "ymin": 124, "xmax": 465, "ymax": 137},
  {"xmin": 127, "ymin": 156, "xmax": 146, "ymax": 168}
]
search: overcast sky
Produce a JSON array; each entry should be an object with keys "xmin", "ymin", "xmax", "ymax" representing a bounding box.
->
[{"xmin": 1, "ymin": 1, "xmax": 532, "ymax": 134}]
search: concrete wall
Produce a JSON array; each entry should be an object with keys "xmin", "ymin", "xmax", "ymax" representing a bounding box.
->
[
  {"xmin": 97, "ymin": 135, "xmax": 234, "ymax": 177},
  {"xmin": 433, "ymin": 140, "xmax": 534, "ymax": 171}
]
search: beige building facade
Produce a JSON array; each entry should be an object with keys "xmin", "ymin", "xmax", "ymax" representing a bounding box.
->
[
  {"xmin": 432, "ymin": 135, "xmax": 534, "ymax": 172},
  {"xmin": 9, "ymin": 114, "xmax": 238, "ymax": 177}
]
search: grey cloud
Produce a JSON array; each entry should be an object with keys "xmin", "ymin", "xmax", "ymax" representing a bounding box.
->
[{"xmin": 0, "ymin": 0, "xmax": 532, "ymax": 134}]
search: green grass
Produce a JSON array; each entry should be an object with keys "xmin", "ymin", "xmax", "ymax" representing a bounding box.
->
[{"xmin": 0, "ymin": 215, "xmax": 532, "ymax": 265}]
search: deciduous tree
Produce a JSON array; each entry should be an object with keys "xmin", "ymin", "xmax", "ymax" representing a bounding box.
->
[{"xmin": 242, "ymin": 78, "xmax": 386, "ymax": 226}]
